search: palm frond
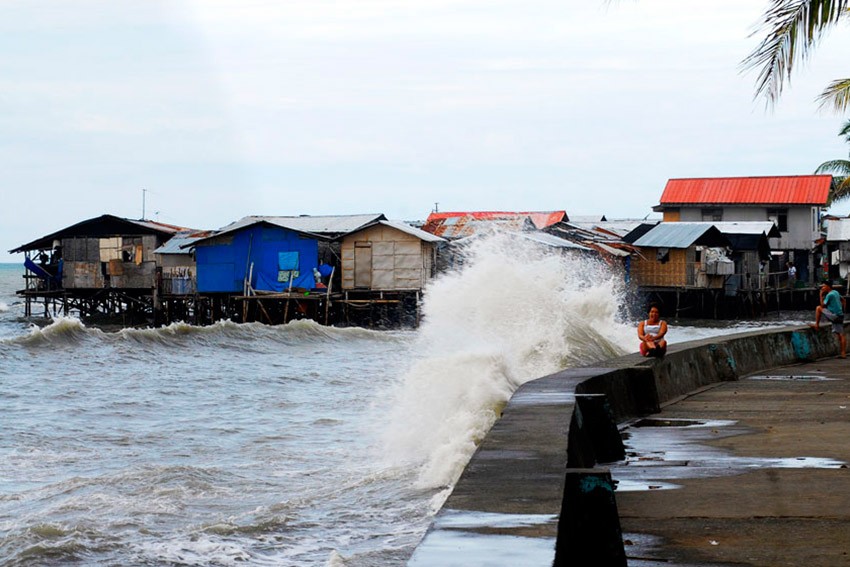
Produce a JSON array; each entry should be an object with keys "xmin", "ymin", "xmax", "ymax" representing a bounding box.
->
[
  {"xmin": 816, "ymin": 78, "xmax": 850, "ymax": 112},
  {"xmin": 741, "ymin": 0, "xmax": 849, "ymax": 108},
  {"xmin": 840, "ymin": 118, "xmax": 850, "ymax": 140},
  {"xmin": 815, "ymin": 159, "xmax": 850, "ymax": 175},
  {"xmin": 829, "ymin": 176, "xmax": 850, "ymax": 204}
]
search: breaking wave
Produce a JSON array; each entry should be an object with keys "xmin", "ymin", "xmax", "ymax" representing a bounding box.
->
[
  {"xmin": 382, "ymin": 232, "xmax": 635, "ymax": 489},
  {"xmin": 4, "ymin": 315, "xmax": 405, "ymax": 349}
]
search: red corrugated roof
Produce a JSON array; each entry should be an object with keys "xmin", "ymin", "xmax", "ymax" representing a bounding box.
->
[
  {"xmin": 425, "ymin": 211, "xmax": 567, "ymax": 229},
  {"xmin": 660, "ymin": 175, "xmax": 831, "ymax": 205}
]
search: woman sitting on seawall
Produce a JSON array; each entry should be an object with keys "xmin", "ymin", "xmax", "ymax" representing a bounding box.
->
[{"xmin": 638, "ymin": 303, "xmax": 668, "ymax": 358}]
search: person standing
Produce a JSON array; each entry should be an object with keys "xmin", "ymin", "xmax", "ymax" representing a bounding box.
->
[
  {"xmin": 638, "ymin": 304, "xmax": 668, "ymax": 358},
  {"xmin": 811, "ymin": 280, "xmax": 847, "ymax": 358},
  {"xmin": 786, "ymin": 261, "xmax": 797, "ymax": 288}
]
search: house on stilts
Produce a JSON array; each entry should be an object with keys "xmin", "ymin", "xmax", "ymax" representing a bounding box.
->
[{"xmin": 9, "ymin": 214, "xmax": 189, "ymax": 322}]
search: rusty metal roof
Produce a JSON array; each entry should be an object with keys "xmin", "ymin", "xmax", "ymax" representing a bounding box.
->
[
  {"xmin": 425, "ymin": 211, "xmax": 566, "ymax": 229},
  {"xmin": 660, "ymin": 175, "xmax": 831, "ymax": 205},
  {"xmin": 422, "ymin": 211, "xmax": 565, "ymax": 239}
]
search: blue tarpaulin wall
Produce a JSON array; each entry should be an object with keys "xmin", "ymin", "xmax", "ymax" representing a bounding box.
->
[{"xmin": 195, "ymin": 225, "xmax": 319, "ymax": 293}]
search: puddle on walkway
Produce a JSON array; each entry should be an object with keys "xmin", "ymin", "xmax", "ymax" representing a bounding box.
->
[
  {"xmin": 408, "ymin": 509, "xmax": 557, "ymax": 566},
  {"xmin": 748, "ymin": 374, "xmax": 837, "ymax": 382},
  {"xmin": 611, "ymin": 418, "xmax": 845, "ymax": 492}
]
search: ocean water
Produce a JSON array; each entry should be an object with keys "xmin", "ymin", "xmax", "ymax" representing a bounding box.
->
[{"xmin": 0, "ymin": 238, "xmax": 806, "ymax": 566}]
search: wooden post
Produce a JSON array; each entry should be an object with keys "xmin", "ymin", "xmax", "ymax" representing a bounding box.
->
[
  {"xmin": 324, "ymin": 267, "xmax": 335, "ymax": 326},
  {"xmin": 283, "ymin": 271, "xmax": 295, "ymax": 323},
  {"xmin": 257, "ymin": 298, "xmax": 273, "ymax": 324}
]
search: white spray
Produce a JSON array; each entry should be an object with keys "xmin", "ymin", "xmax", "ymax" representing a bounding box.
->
[{"xmin": 383, "ymin": 233, "xmax": 635, "ymax": 489}]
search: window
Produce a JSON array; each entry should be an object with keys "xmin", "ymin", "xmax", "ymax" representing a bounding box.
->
[
  {"xmin": 767, "ymin": 209, "xmax": 788, "ymax": 232},
  {"xmin": 701, "ymin": 208, "xmax": 723, "ymax": 221}
]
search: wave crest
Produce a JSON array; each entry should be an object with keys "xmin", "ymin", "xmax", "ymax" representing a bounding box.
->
[
  {"xmin": 382, "ymin": 232, "xmax": 634, "ymax": 488},
  {"xmin": 10, "ymin": 317, "xmax": 97, "ymax": 347}
]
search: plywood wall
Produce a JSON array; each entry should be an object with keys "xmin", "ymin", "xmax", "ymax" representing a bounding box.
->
[{"xmin": 340, "ymin": 225, "xmax": 432, "ymax": 291}]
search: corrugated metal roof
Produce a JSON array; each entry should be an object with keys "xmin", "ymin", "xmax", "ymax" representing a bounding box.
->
[
  {"xmin": 515, "ymin": 231, "xmax": 591, "ymax": 250},
  {"xmin": 131, "ymin": 219, "xmax": 190, "ymax": 234},
  {"xmin": 567, "ymin": 215, "xmax": 607, "ymax": 224},
  {"xmin": 660, "ymin": 175, "xmax": 831, "ymax": 205},
  {"xmin": 154, "ymin": 232, "xmax": 213, "ymax": 254},
  {"xmin": 217, "ymin": 214, "xmax": 385, "ymax": 237},
  {"xmin": 565, "ymin": 220, "xmax": 648, "ymax": 238},
  {"xmin": 711, "ymin": 221, "xmax": 781, "ymax": 237},
  {"xmin": 590, "ymin": 242, "xmax": 631, "ymax": 257},
  {"xmin": 10, "ymin": 214, "xmax": 194, "ymax": 254},
  {"xmin": 632, "ymin": 222, "xmax": 730, "ymax": 249},
  {"xmin": 425, "ymin": 211, "xmax": 567, "ymax": 230},
  {"xmin": 377, "ymin": 220, "xmax": 445, "ymax": 242},
  {"xmin": 421, "ymin": 214, "xmax": 538, "ymax": 239},
  {"xmin": 827, "ymin": 218, "xmax": 850, "ymax": 241}
]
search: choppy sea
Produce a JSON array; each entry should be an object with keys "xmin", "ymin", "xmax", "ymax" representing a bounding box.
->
[{"xmin": 0, "ymin": 235, "xmax": 807, "ymax": 566}]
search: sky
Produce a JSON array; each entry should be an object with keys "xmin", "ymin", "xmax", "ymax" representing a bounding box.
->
[{"xmin": 3, "ymin": 0, "xmax": 850, "ymax": 262}]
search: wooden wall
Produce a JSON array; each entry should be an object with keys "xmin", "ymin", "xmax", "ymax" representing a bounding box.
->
[{"xmin": 631, "ymin": 247, "xmax": 724, "ymax": 289}]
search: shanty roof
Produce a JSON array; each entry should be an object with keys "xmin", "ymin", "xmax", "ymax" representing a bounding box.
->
[
  {"xmin": 154, "ymin": 232, "xmax": 213, "ymax": 255},
  {"xmin": 711, "ymin": 221, "xmax": 781, "ymax": 238},
  {"xmin": 218, "ymin": 214, "xmax": 386, "ymax": 237},
  {"xmin": 421, "ymin": 215, "xmax": 532, "ymax": 239},
  {"xmin": 827, "ymin": 218, "xmax": 850, "ymax": 242},
  {"xmin": 622, "ymin": 223, "xmax": 660, "ymax": 244},
  {"xmin": 422, "ymin": 211, "xmax": 566, "ymax": 239},
  {"xmin": 515, "ymin": 231, "xmax": 592, "ymax": 250},
  {"xmin": 9, "ymin": 214, "xmax": 189, "ymax": 254},
  {"xmin": 659, "ymin": 175, "xmax": 831, "ymax": 206},
  {"xmin": 590, "ymin": 242, "xmax": 631, "ymax": 257},
  {"xmin": 348, "ymin": 219, "xmax": 445, "ymax": 243},
  {"xmin": 567, "ymin": 215, "xmax": 607, "ymax": 224},
  {"xmin": 632, "ymin": 222, "xmax": 731, "ymax": 249},
  {"xmin": 425, "ymin": 211, "xmax": 567, "ymax": 232},
  {"xmin": 565, "ymin": 219, "xmax": 650, "ymax": 239}
]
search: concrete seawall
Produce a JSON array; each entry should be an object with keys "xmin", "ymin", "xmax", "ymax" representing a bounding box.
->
[{"xmin": 408, "ymin": 325, "xmax": 843, "ymax": 566}]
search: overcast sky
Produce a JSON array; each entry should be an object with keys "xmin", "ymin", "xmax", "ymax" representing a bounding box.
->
[{"xmin": 3, "ymin": 1, "xmax": 850, "ymax": 262}]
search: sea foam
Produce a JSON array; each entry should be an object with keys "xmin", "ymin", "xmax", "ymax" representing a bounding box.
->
[{"xmin": 382, "ymin": 232, "xmax": 634, "ymax": 489}]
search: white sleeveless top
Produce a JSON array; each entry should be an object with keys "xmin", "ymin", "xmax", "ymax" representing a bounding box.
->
[{"xmin": 643, "ymin": 320, "xmax": 662, "ymax": 335}]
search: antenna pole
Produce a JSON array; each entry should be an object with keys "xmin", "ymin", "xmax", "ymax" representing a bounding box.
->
[{"xmin": 142, "ymin": 188, "xmax": 147, "ymax": 220}]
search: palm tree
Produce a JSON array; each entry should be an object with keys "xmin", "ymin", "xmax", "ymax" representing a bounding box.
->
[
  {"xmin": 742, "ymin": 0, "xmax": 850, "ymax": 112},
  {"xmin": 815, "ymin": 120, "xmax": 850, "ymax": 204}
]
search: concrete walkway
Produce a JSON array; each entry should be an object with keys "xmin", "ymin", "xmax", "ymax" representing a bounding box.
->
[{"xmin": 614, "ymin": 356, "xmax": 850, "ymax": 567}]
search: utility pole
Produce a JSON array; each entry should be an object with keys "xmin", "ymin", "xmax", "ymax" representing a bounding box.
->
[{"xmin": 142, "ymin": 188, "xmax": 147, "ymax": 220}]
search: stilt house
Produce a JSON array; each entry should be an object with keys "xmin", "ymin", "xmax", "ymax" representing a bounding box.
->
[
  {"xmin": 10, "ymin": 214, "xmax": 185, "ymax": 290},
  {"xmin": 339, "ymin": 220, "xmax": 444, "ymax": 291}
]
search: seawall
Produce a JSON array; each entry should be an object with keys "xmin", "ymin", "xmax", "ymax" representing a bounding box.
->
[{"xmin": 407, "ymin": 325, "xmax": 842, "ymax": 566}]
